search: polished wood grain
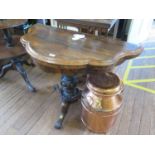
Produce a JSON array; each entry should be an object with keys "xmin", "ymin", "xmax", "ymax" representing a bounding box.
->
[
  {"xmin": 21, "ymin": 24, "xmax": 143, "ymax": 73},
  {"xmin": 0, "ymin": 35, "xmax": 26, "ymax": 60},
  {"xmin": 0, "ymin": 19, "xmax": 27, "ymax": 29},
  {"xmin": 0, "ymin": 19, "xmax": 27, "ymax": 60},
  {"xmin": 0, "ymin": 47, "xmax": 154, "ymax": 135},
  {"xmin": 0, "ymin": 31, "xmax": 154, "ymax": 135},
  {"xmin": 20, "ymin": 23, "xmax": 144, "ymax": 130},
  {"xmin": 0, "ymin": 19, "xmax": 35, "ymax": 92}
]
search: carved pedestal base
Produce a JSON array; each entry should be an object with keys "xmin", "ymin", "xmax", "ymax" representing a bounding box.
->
[
  {"xmin": 54, "ymin": 75, "xmax": 81, "ymax": 129},
  {"xmin": 0, "ymin": 58, "xmax": 36, "ymax": 92}
]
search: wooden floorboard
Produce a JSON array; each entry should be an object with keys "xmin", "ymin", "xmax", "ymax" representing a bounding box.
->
[{"xmin": 0, "ymin": 41, "xmax": 155, "ymax": 135}]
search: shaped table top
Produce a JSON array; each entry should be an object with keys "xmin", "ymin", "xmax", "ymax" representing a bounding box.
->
[
  {"xmin": 21, "ymin": 24, "xmax": 143, "ymax": 72},
  {"xmin": 0, "ymin": 35, "xmax": 26, "ymax": 60},
  {"xmin": 0, "ymin": 19, "xmax": 27, "ymax": 29}
]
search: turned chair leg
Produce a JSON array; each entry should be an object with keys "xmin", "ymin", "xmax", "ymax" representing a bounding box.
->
[{"xmin": 12, "ymin": 59, "xmax": 36, "ymax": 92}]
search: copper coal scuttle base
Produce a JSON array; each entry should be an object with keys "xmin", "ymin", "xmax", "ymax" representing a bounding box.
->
[{"xmin": 81, "ymin": 72, "xmax": 124, "ymax": 133}]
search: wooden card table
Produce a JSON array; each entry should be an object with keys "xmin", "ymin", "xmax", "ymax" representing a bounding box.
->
[
  {"xmin": 0, "ymin": 19, "xmax": 35, "ymax": 92},
  {"xmin": 21, "ymin": 24, "xmax": 143, "ymax": 129}
]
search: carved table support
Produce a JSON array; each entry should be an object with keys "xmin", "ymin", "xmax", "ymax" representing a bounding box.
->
[
  {"xmin": 54, "ymin": 75, "xmax": 81, "ymax": 129},
  {"xmin": 20, "ymin": 24, "xmax": 144, "ymax": 130},
  {"xmin": 0, "ymin": 20, "xmax": 36, "ymax": 92},
  {"xmin": 0, "ymin": 63, "xmax": 13, "ymax": 78},
  {"xmin": 0, "ymin": 58, "xmax": 36, "ymax": 92}
]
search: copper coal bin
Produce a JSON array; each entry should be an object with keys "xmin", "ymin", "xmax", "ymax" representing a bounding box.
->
[{"xmin": 81, "ymin": 72, "xmax": 124, "ymax": 133}]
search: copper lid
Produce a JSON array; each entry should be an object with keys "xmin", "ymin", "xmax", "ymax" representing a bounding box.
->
[{"xmin": 87, "ymin": 72, "xmax": 123, "ymax": 95}]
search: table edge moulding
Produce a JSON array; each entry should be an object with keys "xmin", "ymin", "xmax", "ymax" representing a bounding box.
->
[{"xmin": 20, "ymin": 23, "xmax": 144, "ymax": 129}]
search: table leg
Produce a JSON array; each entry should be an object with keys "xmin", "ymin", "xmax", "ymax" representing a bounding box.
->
[
  {"xmin": 0, "ymin": 58, "xmax": 36, "ymax": 92},
  {"xmin": 0, "ymin": 62, "xmax": 14, "ymax": 78},
  {"xmin": 12, "ymin": 58, "xmax": 36, "ymax": 92},
  {"xmin": 54, "ymin": 74, "xmax": 81, "ymax": 129},
  {"xmin": 54, "ymin": 102, "xmax": 70, "ymax": 129},
  {"xmin": 2, "ymin": 29, "xmax": 14, "ymax": 47}
]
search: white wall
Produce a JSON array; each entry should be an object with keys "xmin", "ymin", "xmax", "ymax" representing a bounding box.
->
[{"xmin": 127, "ymin": 19, "xmax": 153, "ymax": 44}]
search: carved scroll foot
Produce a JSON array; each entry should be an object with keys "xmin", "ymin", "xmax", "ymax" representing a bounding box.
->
[
  {"xmin": 54, "ymin": 103, "xmax": 70, "ymax": 129},
  {"xmin": 0, "ymin": 58, "xmax": 36, "ymax": 92},
  {"xmin": 0, "ymin": 62, "xmax": 14, "ymax": 78},
  {"xmin": 12, "ymin": 59, "xmax": 36, "ymax": 92},
  {"xmin": 54, "ymin": 74, "xmax": 81, "ymax": 129}
]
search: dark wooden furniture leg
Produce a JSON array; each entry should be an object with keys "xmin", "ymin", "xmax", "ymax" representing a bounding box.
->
[
  {"xmin": 0, "ymin": 58, "xmax": 36, "ymax": 92},
  {"xmin": 54, "ymin": 74, "xmax": 81, "ymax": 129},
  {"xmin": 0, "ymin": 62, "xmax": 13, "ymax": 78},
  {"xmin": 0, "ymin": 25, "xmax": 36, "ymax": 92},
  {"xmin": 12, "ymin": 58, "xmax": 36, "ymax": 92}
]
